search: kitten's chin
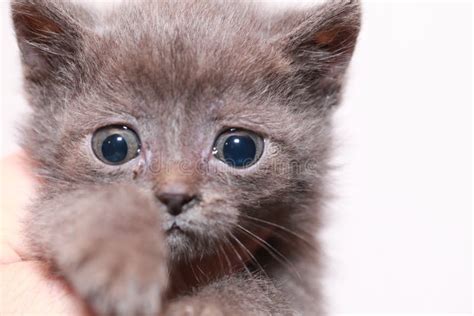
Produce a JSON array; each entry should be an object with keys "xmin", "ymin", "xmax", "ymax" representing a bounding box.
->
[
  {"xmin": 165, "ymin": 228, "xmax": 218, "ymax": 261},
  {"xmin": 166, "ymin": 229, "xmax": 195, "ymax": 260}
]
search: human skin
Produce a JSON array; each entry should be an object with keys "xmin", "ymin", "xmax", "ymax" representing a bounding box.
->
[{"xmin": 0, "ymin": 151, "xmax": 86, "ymax": 315}]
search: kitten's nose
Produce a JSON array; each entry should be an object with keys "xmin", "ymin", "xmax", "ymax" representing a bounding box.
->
[{"xmin": 157, "ymin": 191, "xmax": 196, "ymax": 216}]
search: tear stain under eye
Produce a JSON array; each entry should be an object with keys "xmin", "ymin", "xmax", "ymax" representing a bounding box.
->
[
  {"xmin": 132, "ymin": 143, "xmax": 150, "ymax": 180},
  {"xmin": 132, "ymin": 162, "xmax": 144, "ymax": 180}
]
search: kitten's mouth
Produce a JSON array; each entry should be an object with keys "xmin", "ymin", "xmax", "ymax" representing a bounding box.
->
[{"xmin": 166, "ymin": 222, "xmax": 183, "ymax": 234}]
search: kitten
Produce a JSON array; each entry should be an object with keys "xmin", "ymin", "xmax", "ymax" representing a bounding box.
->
[{"xmin": 11, "ymin": 0, "xmax": 360, "ymax": 315}]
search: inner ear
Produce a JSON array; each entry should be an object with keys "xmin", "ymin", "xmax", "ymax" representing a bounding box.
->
[
  {"xmin": 272, "ymin": 0, "xmax": 361, "ymax": 72},
  {"xmin": 313, "ymin": 25, "xmax": 357, "ymax": 51},
  {"xmin": 13, "ymin": 4, "xmax": 63, "ymax": 41}
]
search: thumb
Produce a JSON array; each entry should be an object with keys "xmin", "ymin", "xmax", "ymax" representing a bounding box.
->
[
  {"xmin": 0, "ymin": 151, "xmax": 34, "ymax": 263},
  {"xmin": 0, "ymin": 152, "xmax": 89, "ymax": 314},
  {"xmin": 1, "ymin": 261, "xmax": 88, "ymax": 315}
]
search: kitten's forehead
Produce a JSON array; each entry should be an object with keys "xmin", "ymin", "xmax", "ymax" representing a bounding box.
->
[
  {"xmin": 80, "ymin": 1, "xmax": 292, "ymax": 118},
  {"xmin": 97, "ymin": 3, "xmax": 281, "ymax": 70}
]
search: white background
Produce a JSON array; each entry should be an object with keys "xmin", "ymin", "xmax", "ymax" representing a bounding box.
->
[{"xmin": 0, "ymin": 0, "xmax": 472, "ymax": 314}]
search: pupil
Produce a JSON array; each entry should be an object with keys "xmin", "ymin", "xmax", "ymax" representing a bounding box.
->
[
  {"xmin": 101, "ymin": 134, "xmax": 128, "ymax": 163},
  {"xmin": 223, "ymin": 135, "xmax": 256, "ymax": 167}
]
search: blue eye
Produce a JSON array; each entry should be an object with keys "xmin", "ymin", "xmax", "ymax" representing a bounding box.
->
[
  {"xmin": 92, "ymin": 126, "xmax": 140, "ymax": 165},
  {"xmin": 213, "ymin": 129, "xmax": 264, "ymax": 168}
]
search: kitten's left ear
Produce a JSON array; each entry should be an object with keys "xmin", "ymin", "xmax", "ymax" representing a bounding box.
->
[
  {"xmin": 272, "ymin": 0, "xmax": 361, "ymax": 79},
  {"xmin": 11, "ymin": 0, "xmax": 92, "ymax": 83}
]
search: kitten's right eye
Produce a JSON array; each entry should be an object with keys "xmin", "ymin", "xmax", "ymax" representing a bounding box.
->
[
  {"xmin": 92, "ymin": 126, "xmax": 141, "ymax": 165},
  {"xmin": 212, "ymin": 129, "xmax": 264, "ymax": 168}
]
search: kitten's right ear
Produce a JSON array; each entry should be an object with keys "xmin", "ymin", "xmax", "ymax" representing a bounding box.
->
[
  {"xmin": 270, "ymin": 0, "xmax": 361, "ymax": 83},
  {"xmin": 11, "ymin": 0, "xmax": 90, "ymax": 82}
]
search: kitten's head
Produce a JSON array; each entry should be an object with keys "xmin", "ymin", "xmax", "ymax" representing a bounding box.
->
[{"xmin": 12, "ymin": 0, "xmax": 360, "ymax": 260}]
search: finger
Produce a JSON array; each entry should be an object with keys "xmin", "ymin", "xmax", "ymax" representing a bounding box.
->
[
  {"xmin": 0, "ymin": 151, "xmax": 36, "ymax": 262},
  {"xmin": 0, "ymin": 261, "xmax": 88, "ymax": 315}
]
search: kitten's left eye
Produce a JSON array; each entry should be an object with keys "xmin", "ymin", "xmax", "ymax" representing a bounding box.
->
[
  {"xmin": 212, "ymin": 129, "xmax": 264, "ymax": 168},
  {"xmin": 92, "ymin": 125, "xmax": 141, "ymax": 165}
]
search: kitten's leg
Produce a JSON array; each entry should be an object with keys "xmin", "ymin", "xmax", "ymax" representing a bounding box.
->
[
  {"xmin": 164, "ymin": 274, "xmax": 292, "ymax": 316},
  {"xmin": 26, "ymin": 184, "xmax": 167, "ymax": 316}
]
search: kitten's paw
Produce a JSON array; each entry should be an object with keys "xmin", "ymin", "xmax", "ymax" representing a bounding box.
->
[
  {"xmin": 164, "ymin": 299, "xmax": 224, "ymax": 316},
  {"xmin": 50, "ymin": 185, "xmax": 168, "ymax": 315},
  {"xmin": 64, "ymin": 239, "xmax": 167, "ymax": 316}
]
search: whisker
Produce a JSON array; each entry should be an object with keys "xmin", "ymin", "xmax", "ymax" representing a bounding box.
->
[
  {"xmin": 224, "ymin": 234, "xmax": 253, "ymax": 279},
  {"xmin": 218, "ymin": 242, "xmax": 233, "ymax": 273},
  {"xmin": 239, "ymin": 214, "xmax": 315, "ymax": 249},
  {"xmin": 242, "ymin": 219, "xmax": 295, "ymax": 245},
  {"xmin": 196, "ymin": 264, "xmax": 207, "ymax": 281},
  {"xmin": 228, "ymin": 232, "xmax": 269, "ymax": 278},
  {"xmin": 235, "ymin": 224, "xmax": 302, "ymax": 280},
  {"xmin": 186, "ymin": 255, "xmax": 201, "ymax": 284},
  {"xmin": 215, "ymin": 242, "xmax": 225, "ymax": 274}
]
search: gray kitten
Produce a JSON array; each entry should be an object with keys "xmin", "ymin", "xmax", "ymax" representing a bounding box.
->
[{"xmin": 11, "ymin": 0, "xmax": 360, "ymax": 315}]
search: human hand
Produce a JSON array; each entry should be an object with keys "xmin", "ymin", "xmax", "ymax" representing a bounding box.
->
[{"xmin": 0, "ymin": 151, "xmax": 87, "ymax": 315}]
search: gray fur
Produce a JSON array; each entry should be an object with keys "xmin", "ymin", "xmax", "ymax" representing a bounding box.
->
[{"xmin": 11, "ymin": 0, "xmax": 360, "ymax": 315}]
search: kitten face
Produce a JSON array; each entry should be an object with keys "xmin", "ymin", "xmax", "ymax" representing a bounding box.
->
[
  {"xmin": 40, "ymin": 46, "xmax": 320, "ymax": 259},
  {"xmin": 13, "ymin": 0, "xmax": 360, "ymax": 261}
]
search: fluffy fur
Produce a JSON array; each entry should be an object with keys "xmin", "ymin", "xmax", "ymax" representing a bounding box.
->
[{"xmin": 11, "ymin": 0, "xmax": 360, "ymax": 315}]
